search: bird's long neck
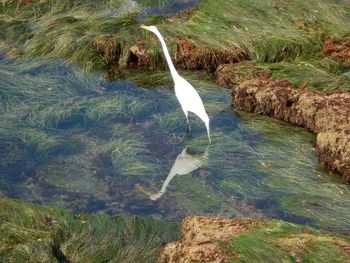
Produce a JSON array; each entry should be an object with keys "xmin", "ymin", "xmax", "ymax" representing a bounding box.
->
[{"xmin": 153, "ymin": 29, "xmax": 179, "ymax": 80}]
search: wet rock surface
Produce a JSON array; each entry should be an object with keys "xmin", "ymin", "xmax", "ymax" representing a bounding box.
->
[
  {"xmin": 158, "ymin": 216, "xmax": 263, "ymax": 263},
  {"xmin": 92, "ymin": 35, "xmax": 121, "ymax": 64},
  {"xmin": 128, "ymin": 42, "xmax": 152, "ymax": 69}
]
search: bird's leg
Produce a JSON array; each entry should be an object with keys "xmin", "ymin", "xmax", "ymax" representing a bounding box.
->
[
  {"xmin": 186, "ymin": 123, "xmax": 191, "ymax": 136},
  {"xmin": 186, "ymin": 114, "xmax": 191, "ymax": 137}
]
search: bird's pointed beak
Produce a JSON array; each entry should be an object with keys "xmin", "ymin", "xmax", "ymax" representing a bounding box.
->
[{"xmin": 140, "ymin": 24, "xmax": 148, "ymax": 30}]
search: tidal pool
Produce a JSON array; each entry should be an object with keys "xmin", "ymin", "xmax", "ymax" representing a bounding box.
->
[{"xmin": 0, "ymin": 55, "xmax": 350, "ymax": 232}]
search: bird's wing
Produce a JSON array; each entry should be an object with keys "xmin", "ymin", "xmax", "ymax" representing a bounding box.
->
[{"xmin": 174, "ymin": 77, "xmax": 208, "ymax": 118}]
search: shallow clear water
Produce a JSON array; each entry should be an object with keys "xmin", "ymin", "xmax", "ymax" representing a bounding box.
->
[{"xmin": 1, "ymin": 55, "xmax": 350, "ymax": 231}]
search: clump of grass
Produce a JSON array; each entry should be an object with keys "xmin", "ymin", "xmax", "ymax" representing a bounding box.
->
[
  {"xmin": 2, "ymin": 0, "xmax": 350, "ymax": 72},
  {"xmin": 262, "ymin": 58, "xmax": 350, "ymax": 92},
  {"xmin": 221, "ymin": 220, "xmax": 350, "ymax": 262},
  {"xmin": 1, "ymin": 0, "xmax": 141, "ymax": 70},
  {"xmin": 218, "ymin": 58, "xmax": 350, "ymax": 92},
  {"xmin": 161, "ymin": 0, "xmax": 350, "ymax": 61},
  {"xmin": 0, "ymin": 198, "xmax": 179, "ymax": 263}
]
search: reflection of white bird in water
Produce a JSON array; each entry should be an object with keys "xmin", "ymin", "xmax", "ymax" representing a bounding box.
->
[
  {"xmin": 140, "ymin": 25, "xmax": 211, "ymax": 143},
  {"xmin": 138, "ymin": 147, "xmax": 208, "ymax": 200}
]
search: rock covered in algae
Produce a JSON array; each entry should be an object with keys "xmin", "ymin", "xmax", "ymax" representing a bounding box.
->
[
  {"xmin": 233, "ymin": 78, "xmax": 350, "ymax": 181},
  {"xmin": 158, "ymin": 216, "xmax": 350, "ymax": 263},
  {"xmin": 317, "ymin": 130, "xmax": 350, "ymax": 182},
  {"xmin": 0, "ymin": 198, "xmax": 179, "ymax": 263},
  {"xmin": 231, "ymin": 77, "xmax": 350, "ymax": 133},
  {"xmin": 216, "ymin": 62, "xmax": 350, "ymax": 182}
]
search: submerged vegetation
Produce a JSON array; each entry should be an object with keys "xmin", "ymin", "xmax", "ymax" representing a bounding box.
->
[{"xmin": 1, "ymin": 56, "xmax": 350, "ymax": 230}]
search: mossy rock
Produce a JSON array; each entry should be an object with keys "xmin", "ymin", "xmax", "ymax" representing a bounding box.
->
[{"xmin": 158, "ymin": 216, "xmax": 350, "ymax": 263}]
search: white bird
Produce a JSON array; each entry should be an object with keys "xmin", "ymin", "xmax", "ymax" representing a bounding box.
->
[{"xmin": 140, "ymin": 25, "xmax": 211, "ymax": 143}]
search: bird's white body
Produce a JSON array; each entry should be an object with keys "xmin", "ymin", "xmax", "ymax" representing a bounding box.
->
[
  {"xmin": 140, "ymin": 25, "xmax": 211, "ymax": 143},
  {"xmin": 174, "ymin": 76, "xmax": 210, "ymax": 126}
]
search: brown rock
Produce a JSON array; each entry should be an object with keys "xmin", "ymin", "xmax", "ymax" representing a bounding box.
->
[
  {"xmin": 128, "ymin": 42, "xmax": 151, "ymax": 69},
  {"xmin": 215, "ymin": 62, "xmax": 271, "ymax": 87},
  {"xmin": 322, "ymin": 37, "xmax": 350, "ymax": 66},
  {"xmin": 157, "ymin": 216, "xmax": 262, "ymax": 263},
  {"xmin": 317, "ymin": 130, "xmax": 350, "ymax": 182},
  {"xmin": 174, "ymin": 38, "xmax": 247, "ymax": 72},
  {"xmin": 225, "ymin": 65, "xmax": 350, "ymax": 181}
]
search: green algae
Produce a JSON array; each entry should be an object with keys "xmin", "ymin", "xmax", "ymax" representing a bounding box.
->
[
  {"xmin": 2, "ymin": 198, "xmax": 349, "ymax": 263},
  {"xmin": 222, "ymin": 220, "xmax": 350, "ymax": 262},
  {"xmin": 212, "ymin": 112, "xmax": 350, "ymax": 230},
  {"xmin": 1, "ymin": 0, "xmax": 140, "ymax": 70},
  {"xmin": 1, "ymin": 0, "xmax": 350, "ymax": 73},
  {"xmin": 0, "ymin": 198, "xmax": 179, "ymax": 263},
  {"xmin": 164, "ymin": 0, "xmax": 350, "ymax": 53},
  {"xmin": 0, "ymin": 198, "xmax": 350, "ymax": 262},
  {"xmin": 261, "ymin": 59, "xmax": 350, "ymax": 92},
  {"xmin": 218, "ymin": 58, "xmax": 350, "ymax": 92}
]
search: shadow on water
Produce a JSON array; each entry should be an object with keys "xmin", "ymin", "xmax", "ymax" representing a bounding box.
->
[{"xmin": 1, "ymin": 56, "xmax": 350, "ymax": 231}]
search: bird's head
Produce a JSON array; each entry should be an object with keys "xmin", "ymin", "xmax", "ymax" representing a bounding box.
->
[{"xmin": 140, "ymin": 24, "xmax": 158, "ymax": 33}]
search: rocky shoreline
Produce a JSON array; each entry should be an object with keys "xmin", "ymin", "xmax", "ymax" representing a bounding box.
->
[
  {"xmin": 215, "ymin": 63, "xmax": 350, "ymax": 182},
  {"xmin": 158, "ymin": 215, "xmax": 350, "ymax": 262},
  {"xmin": 2, "ymin": 199, "xmax": 350, "ymax": 263},
  {"xmin": 158, "ymin": 216, "xmax": 262, "ymax": 262}
]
